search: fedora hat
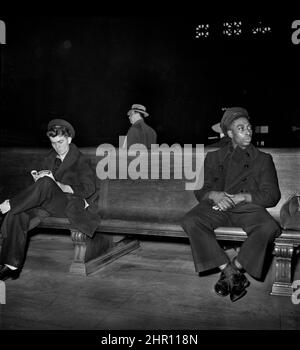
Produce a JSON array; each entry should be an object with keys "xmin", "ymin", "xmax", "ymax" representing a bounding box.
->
[
  {"xmin": 212, "ymin": 122, "xmax": 223, "ymax": 134},
  {"xmin": 127, "ymin": 104, "xmax": 149, "ymax": 117}
]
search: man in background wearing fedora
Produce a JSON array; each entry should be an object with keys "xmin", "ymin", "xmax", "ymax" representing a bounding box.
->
[
  {"xmin": 0, "ymin": 119, "xmax": 99, "ymax": 281},
  {"xmin": 208, "ymin": 122, "xmax": 231, "ymax": 148},
  {"xmin": 181, "ymin": 107, "xmax": 281, "ymax": 302},
  {"xmin": 124, "ymin": 104, "xmax": 157, "ymax": 149}
]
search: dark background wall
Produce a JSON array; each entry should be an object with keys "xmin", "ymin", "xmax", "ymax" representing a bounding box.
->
[{"xmin": 0, "ymin": 15, "xmax": 300, "ymax": 147}]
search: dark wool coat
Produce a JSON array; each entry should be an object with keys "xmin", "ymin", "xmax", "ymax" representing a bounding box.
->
[
  {"xmin": 41, "ymin": 143, "xmax": 100, "ymax": 237},
  {"xmin": 126, "ymin": 119, "xmax": 157, "ymax": 148},
  {"xmin": 195, "ymin": 143, "xmax": 281, "ymax": 208}
]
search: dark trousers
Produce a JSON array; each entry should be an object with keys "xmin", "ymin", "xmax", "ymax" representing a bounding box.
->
[
  {"xmin": 181, "ymin": 201, "xmax": 281, "ymax": 279},
  {"xmin": 0, "ymin": 177, "xmax": 68, "ymax": 268}
]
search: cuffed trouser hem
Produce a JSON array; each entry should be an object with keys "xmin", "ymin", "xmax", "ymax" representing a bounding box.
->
[
  {"xmin": 237, "ymin": 256, "xmax": 263, "ymax": 280},
  {"xmin": 236, "ymin": 227, "xmax": 281, "ymax": 280},
  {"xmin": 194, "ymin": 255, "xmax": 230, "ymax": 273}
]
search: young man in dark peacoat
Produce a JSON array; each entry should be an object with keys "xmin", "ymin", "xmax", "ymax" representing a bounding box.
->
[
  {"xmin": 0, "ymin": 119, "xmax": 100, "ymax": 280},
  {"xmin": 181, "ymin": 107, "xmax": 281, "ymax": 302}
]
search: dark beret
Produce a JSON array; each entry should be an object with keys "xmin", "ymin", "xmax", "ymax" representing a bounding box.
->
[
  {"xmin": 47, "ymin": 119, "xmax": 75, "ymax": 138},
  {"xmin": 220, "ymin": 107, "xmax": 249, "ymax": 134}
]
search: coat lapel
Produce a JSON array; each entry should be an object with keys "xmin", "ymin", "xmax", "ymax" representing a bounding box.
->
[
  {"xmin": 54, "ymin": 143, "xmax": 79, "ymax": 180},
  {"xmin": 223, "ymin": 144, "xmax": 259, "ymax": 193}
]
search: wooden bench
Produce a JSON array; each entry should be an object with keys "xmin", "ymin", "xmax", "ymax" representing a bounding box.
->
[{"xmin": 0, "ymin": 146, "xmax": 299, "ymax": 297}]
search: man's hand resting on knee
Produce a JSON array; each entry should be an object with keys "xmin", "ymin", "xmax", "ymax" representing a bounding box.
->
[
  {"xmin": 207, "ymin": 191, "xmax": 252, "ymax": 211},
  {"xmin": 208, "ymin": 191, "xmax": 234, "ymax": 211}
]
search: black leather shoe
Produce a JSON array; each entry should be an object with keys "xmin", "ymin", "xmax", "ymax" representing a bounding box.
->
[
  {"xmin": 0, "ymin": 265, "xmax": 19, "ymax": 281},
  {"xmin": 229, "ymin": 272, "xmax": 250, "ymax": 302},
  {"xmin": 214, "ymin": 270, "xmax": 230, "ymax": 297}
]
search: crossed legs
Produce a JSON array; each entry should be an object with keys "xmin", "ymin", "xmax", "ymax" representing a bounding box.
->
[{"xmin": 0, "ymin": 177, "xmax": 68, "ymax": 277}]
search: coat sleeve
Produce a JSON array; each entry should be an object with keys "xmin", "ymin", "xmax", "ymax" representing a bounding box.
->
[
  {"xmin": 248, "ymin": 154, "xmax": 281, "ymax": 208},
  {"xmin": 68, "ymin": 158, "xmax": 96, "ymax": 199},
  {"xmin": 194, "ymin": 152, "xmax": 215, "ymax": 202}
]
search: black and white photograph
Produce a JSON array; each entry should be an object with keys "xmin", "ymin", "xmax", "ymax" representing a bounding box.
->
[{"xmin": 0, "ymin": 10, "xmax": 299, "ymax": 342}]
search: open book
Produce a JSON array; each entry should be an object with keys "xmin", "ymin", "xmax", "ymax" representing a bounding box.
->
[{"xmin": 31, "ymin": 170, "xmax": 55, "ymax": 182}]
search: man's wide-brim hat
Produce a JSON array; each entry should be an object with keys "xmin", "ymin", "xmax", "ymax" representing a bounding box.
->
[
  {"xmin": 47, "ymin": 119, "xmax": 76, "ymax": 138},
  {"xmin": 220, "ymin": 107, "xmax": 249, "ymax": 134},
  {"xmin": 212, "ymin": 122, "xmax": 223, "ymax": 134},
  {"xmin": 127, "ymin": 104, "xmax": 149, "ymax": 117}
]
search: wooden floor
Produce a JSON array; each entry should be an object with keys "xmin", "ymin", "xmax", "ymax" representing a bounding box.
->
[{"xmin": 0, "ymin": 231, "xmax": 300, "ymax": 331}]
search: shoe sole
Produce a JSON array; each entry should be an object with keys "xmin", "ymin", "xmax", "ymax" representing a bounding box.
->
[
  {"xmin": 0, "ymin": 273, "xmax": 19, "ymax": 282},
  {"xmin": 230, "ymin": 280, "xmax": 250, "ymax": 302},
  {"xmin": 244, "ymin": 280, "xmax": 250, "ymax": 288},
  {"xmin": 214, "ymin": 289, "xmax": 230, "ymax": 297},
  {"xmin": 230, "ymin": 289, "xmax": 247, "ymax": 302},
  {"xmin": 0, "ymin": 277, "xmax": 9, "ymax": 282}
]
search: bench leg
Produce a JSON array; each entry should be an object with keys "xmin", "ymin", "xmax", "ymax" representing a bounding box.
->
[
  {"xmin": 69, "ymin": 229, "xmax": 140, "ymax": 276},
  {"xmin": 270, "ymin": 242, "xmax": 295, "ymax": 296}
]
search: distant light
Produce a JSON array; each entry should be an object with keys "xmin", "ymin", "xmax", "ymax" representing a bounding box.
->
[
  {"xmin": 195, "ymin": 24, "xmax": 210, "ymax": 39},
  {"xmin": 223, "ymin": 21, "xmax": 242, "ymax": 37},
  {"xmin": 193, "ymin": 21, "xmax": 272, "ymax": 39},
  {"xmin": 252, "ymin": 21, "xmax": 272, "ymax": 35},
  {"xmin": 255, "ymin": 125, "xmax": 269, "ymax": 134}
]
